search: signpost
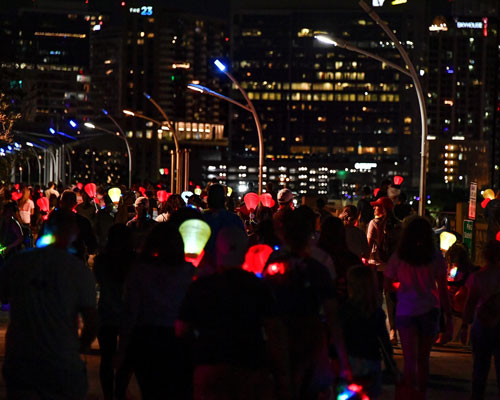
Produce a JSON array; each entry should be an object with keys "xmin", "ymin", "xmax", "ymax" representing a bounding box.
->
[{"xmin": 464, "ymin": 182, "xmax": 477, "ymax": 259}]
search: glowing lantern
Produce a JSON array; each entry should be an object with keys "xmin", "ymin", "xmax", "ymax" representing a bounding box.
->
[
  {"xmin": 392, "ymin": 282, "xmax": 401, "ymax": 290},
  {"xmin": 108, "ymin": 187, "xmax": 121, "ymax": 203},
  {"xmin": 157, "ymin": 190, "xmax": 170, "ymax": 203},
  {"xmin": 179, "ymin": 219, "xmax": 211, "ymax": 260},
  {"xmin": 266, "ymin": 262, "xmax": 286, "ymax": 276},
  {"xmin": 84, "ymin": 183, "xmax": 97, "ymax": 198},
  {"xmin": 139, "ymin": 186, "xmax": 146, "ymax": 196},
  {"xmin": 483, "ymin": 188, "xmax": 495, "ymax": 200},
  {"xmin": 11, "ymin": 192, "xmax": 22, "ymax": 201},
  {"xmin": 181, "ymin": 191, "xmax": 193, "ymax": 204},
  {"xmin": 37, "ymin": 197, "xmax": 50, "ymax": 212},
  {"xmin": 226, "ymin": 186, "xmax": 233, "ymax": 197},
  {"xmin": 440, "ymin": 231, "xmax": 457, "ymax": 251},
  {"xmin": 194, "ymin": 186, "xmax": 202, "ymax": 196},
  {"xmin": 496, "ymin": 231, "xmax": 500, "ymax": 242},
  {"xmin": 481, "ymin": 198, "xmax": 491, "ymax": 209},
  {"xmin": 260, "ymin": 193, "xmax": 275, "ymax": 208},
  {"xmin": 393, "ymin": 176, "xmax": 404, "ymax": 186},
  {"xmin": 242, "ymin": 244, "xmax": 273, "ymax": 276},
  {"xmin": 244, "ymin": 192, "xmax": 260, "ymax": 212},
  {"xmin": 77, "ymin": 182, "xmax": 83, "ymax": 190},
  {"xmin": 374, "ymin": 188, "xmax": 380, "ymax": 197}
]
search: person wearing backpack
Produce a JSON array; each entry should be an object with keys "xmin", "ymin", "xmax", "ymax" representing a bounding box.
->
[{"xmin": 461, "ymin": 240, "xmax": 500, "ymax": 400}]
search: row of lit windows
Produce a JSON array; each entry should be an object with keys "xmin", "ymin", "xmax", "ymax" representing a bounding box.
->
[
  {"xmin": 241, "ymin": 81, "xmax": 399, "ymax": 92},
  {"xmin": 247, "ymin": 92, "xmax": 400, "ymax": 102},
  {"xmin": 2, "ymin": 62, "xmax": 81, "ymax": 72}
]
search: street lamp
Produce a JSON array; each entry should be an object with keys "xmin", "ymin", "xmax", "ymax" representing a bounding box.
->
[
  {"xmin": 188, "ymin": 59, "xmax": 265, "ymax": 195},
  {"xmin": 315, "ymin": 6, "xmax": 428, "ymax": 217},
  {"xmin": 359, "ymin": 0, "xmax": 428, "ymax": 217},
  {"xmin": 87, "ymin": 114, "xmax": 133, "ymax": 188},
  {"xmin": 122, "ymin": 108, "xmax": 180, "ymax": 193}
]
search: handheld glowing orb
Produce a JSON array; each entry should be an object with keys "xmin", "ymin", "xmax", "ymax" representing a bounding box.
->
[
  {"xmin": 194, "ymin": 186, "xmax": 202, "ymax": 196},
  {"xmin": 181, "ymin": 191, "xmax": 194, "ymax": 204},
  {"xmin": 449, "ymin": 266, "xmax": 458, "ymax": 279},
  {"xmin": 242, "ymin": 244, "xmax": 273, "ymax": 275},
  {"xmin": 440, "ymin": 231, "xmax": 457, "ymax": 251},
  {"xmin": 226, "ymin": 186, "xmax": 233, "ymax": 197},
  {"xmin": 244, "ymin": 192, "xmax": 260, "ymax": 212},
  {"xmin": 393, "ymin": 175, "xmax": 404, "ymax": 185},
  {"xmin": 266, "ymin": 262, "xmax": 286, "ymax": 276},
  {"xmin": 108, "ymin": 187, "xmax": 121, "ymax": 203},
  {"xmin": 483, "ymin": 188, "xmax": 495, "ymax": 200},
  {"xmin": 77, "ymin": 182, "xmax": 83, "ymax": 190},
  {"xmin": 157, "ymin": 190, "xmax": 170, "ymax": 203},
  {"xmin": 36, "ymin": 197, "xmax": 50, "ymax": 212},
  {"xmin": 373, "ymin": 188, "xmax": 380, "ymax": 197},
  {"xmin": 84, "ymin": 183, "xmax": 97, "ymax": 198},
  {"xmin": 260, "ymin": 193, "xmax": 275, "ymax": 208},
  {"xmin": 179, "ymin": 219, "xmax": 211, "ymax": 260}
]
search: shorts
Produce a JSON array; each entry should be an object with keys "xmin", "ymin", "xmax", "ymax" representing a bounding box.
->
[{"xmin": 395, "ymin": 308, "xmax": 440, "ymax": 337}]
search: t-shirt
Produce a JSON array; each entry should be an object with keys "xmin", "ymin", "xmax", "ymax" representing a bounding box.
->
[
  {"xmin": 385, "ymin": 251, "xmax": 446, "ymax": 316},
  {"xmin": 178, "ymin": 268, "xmax": 276, "ymax": 368},
  {"xmin": 19, "ymin": 199, "xmax": 34, "ymax": 225},
  {"xmin": 0, "ymin": 247, "xmax": 96, "ymax": 370}
]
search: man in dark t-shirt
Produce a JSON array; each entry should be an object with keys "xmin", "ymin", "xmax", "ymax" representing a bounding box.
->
[{"xmin": 176, "ymin": 227, "xmax": 290, "ymax": 400}]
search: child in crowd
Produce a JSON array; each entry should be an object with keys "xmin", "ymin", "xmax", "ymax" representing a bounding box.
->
[{"xmin": 340, "ymin": 265, "xmax": 394, "ymax": 399}]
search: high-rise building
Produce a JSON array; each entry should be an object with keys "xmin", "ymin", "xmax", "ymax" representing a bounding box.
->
[
  {"xmin": 90, "ymin": 3, "xmax": 229, "ymax": 182},
  {"xmin": 228, "ymin": 0, "xmax": 427, "ymax": 194},
  {"xmin": 427, "ymin": 0, "xmax": 499, "ymax": 189}
]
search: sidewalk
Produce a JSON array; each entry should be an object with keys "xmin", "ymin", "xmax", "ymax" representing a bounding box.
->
[{"xmin": 0, "ymin": 311, "xmax": 497, "ymax": 399}]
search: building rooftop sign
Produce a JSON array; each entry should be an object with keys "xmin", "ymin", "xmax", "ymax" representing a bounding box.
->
[{"xmin": 129, "ymin": 6, "xmax": 153, "ymax": 16}]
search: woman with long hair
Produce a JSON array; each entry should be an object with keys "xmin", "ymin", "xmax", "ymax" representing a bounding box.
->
[{"xmin": 384, "ymin": 216, "xmax": 452, "ymax": 398}]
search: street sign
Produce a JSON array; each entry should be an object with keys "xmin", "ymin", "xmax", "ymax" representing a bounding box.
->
[
  {"xmin": 468, "ymin": 182, "xmax": 477, "ymax": 220},
  {"xmin": 463, "ymin": 219, "xmax": 474, "ymax": 258}
]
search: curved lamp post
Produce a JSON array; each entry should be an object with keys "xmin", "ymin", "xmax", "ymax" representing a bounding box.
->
[
  {"xmin": 188, "ymin": 59, "xmax": 264, "ymax": 195},
  {"xmin": 122, "ymin": 109, "xmax": 180, "ymax": 193},
  {"xmin": 87, "ymin": 115, "xmax": 132, "ymax": 188},
  {"xmin": 142, "ymin": 93, "xmax": 184, "ymax": 193},
  {"xmin": 359, "ymin": 0, "xmax": 428, "ymax": 216},
  {"xmin": 315, "ymin": 30, "xmax": 427, "ymax": 217}
]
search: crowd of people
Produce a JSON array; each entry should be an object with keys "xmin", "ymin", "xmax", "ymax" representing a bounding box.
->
[{"xmin": 0, "ymin": 179, "xmax": 498, "ymax": 400}]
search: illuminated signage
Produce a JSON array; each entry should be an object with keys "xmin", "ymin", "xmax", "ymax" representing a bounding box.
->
[
  {"xmin": 372, "ymin": 0, "xmax": 385, "ymax": 6},
  {"xmin": 456, "ymin": 21, "xmax": 483, "ymax": 29},
  {"xmin": 355, "ymin": 162, "xmax": 377, "ymax": 170},
  {"xmin": 391, "ymin": 0, "xmax": 407, "ymax": 4},
  {"xmin": 129, "ymin": 6, "xmax": 153, "ymax": 15}
]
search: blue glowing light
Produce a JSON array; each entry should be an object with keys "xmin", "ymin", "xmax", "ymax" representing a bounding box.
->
[
  {"xmin": 7, "ymin": 145, "xmax": 12, "ymax": 151},
  {"xmin": 49, "ymin": 128, "xmax": 56, "ymax": 134},
  {"xmin": 102, "ymin": 109, "xmax": 109, "ymax": 115},
  {"xmin": 446, "ymin": 67, "xmax": 454, "ymax": 74},
  {"xmin": 69, "ymin": 120, "xmax": 77, "ymax": 128},
  {"xmin": 143, "ymin": 92, "xmax": 151, "ymax": 100},
  {"xmin": 214, "ymin": 59, "xmax": 226, "ymax": 72},
  {"xmin": 36, "ymin": 234, "xmax": 55, "ymax": 248},
  {"xmin": 273, "ymin": 245, "xmax": 280, "ymax": 251}
]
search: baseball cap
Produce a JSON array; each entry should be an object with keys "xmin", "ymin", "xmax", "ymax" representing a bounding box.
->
[
  {"xmin": 134, "ymin": 196, "xmax": 149, "ymax": 208},
  {"xmin": 277, "ymin": 188, "xmax": 294, "ymax": 204},
  {"xmin": 370, "ymin": 196, "xmax": 394, "ymax": 210}
]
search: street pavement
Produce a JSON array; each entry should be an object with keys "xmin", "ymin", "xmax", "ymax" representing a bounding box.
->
[{"xmin": 0, "ymin": 311, "xmax": 497, "ymax": 399}]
